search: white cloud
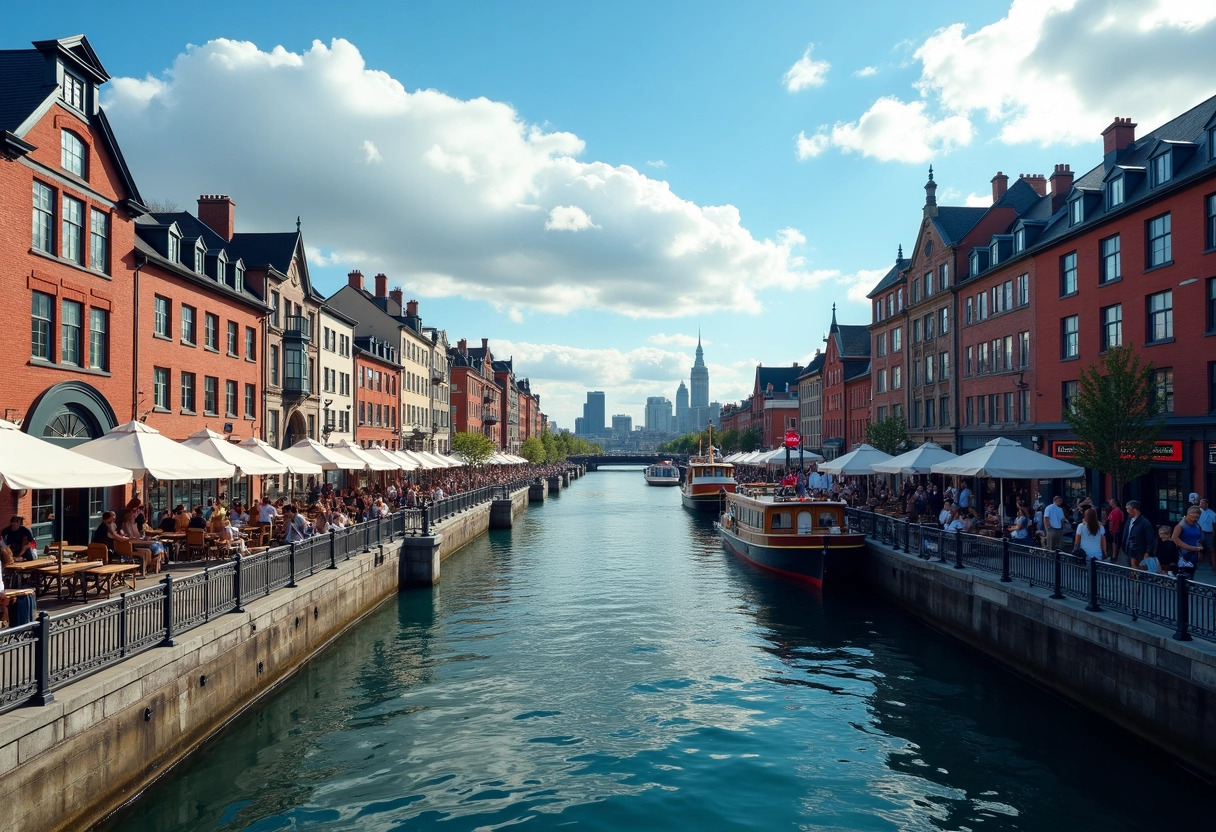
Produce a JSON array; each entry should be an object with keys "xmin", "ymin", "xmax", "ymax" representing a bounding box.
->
[
  {"xmin": 103, "ymin": 38, "xmax": 812, "ymax": 319},
  {"xmin": 963, "ymin": 191, "xmax": 991, "ymax": 207},
  {"xmin": 647, "ymin": 333, "xmax": 703, "ymax": 347},
  {"xmin": 646, "ymin": 159, "xmax": 667, "ymax": 168},
  {"xmin": 795, "ymin": 130, "xmax": 830, "ymax": 159},
  {"xmin": 838, "ymin": 267, "xmax": 891, "ymax": 305},
  {"xmin": 854, "ymin": 66, "xmax": 878, "ymax": 77},
  {"xmin": 783, "ymin": 45, "xmax": 831, "ymax": 92},
  {"xmin": 797, "ymin": 0, "xmax": 1216, "ymax": 159}
]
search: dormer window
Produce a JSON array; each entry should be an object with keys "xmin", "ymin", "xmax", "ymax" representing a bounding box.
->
[
  {"xmin": 1150, "ymin": 152, "xmax": 1172, "ymax": 187},
  {"xmin": 61, "ymin": 72, "xmax": 86, "ymax": 111},
  {"xmin": 167, "ymin": 229, "xmax": 181, "ymax": 263},
  {"xmin": 61, "ymin": 131, "xmax": 86, "ymax": 178},
  {"xmin": 194, "ymin": 241, "xmax": 206, "ymax": 273},
  {"xmin": 234, "ymin": 262, "xmax": 245, "ymax": 292},
  {"xmin": 970, "ymin": 249, "xmax": 990, "ymax": 277},
  {"xmin": 1013, "ymin": 228, "xmax": 1025, "ymax": 252},
  {"xmin": 990, "ymin": 241, "xmax": 1000, "ymax": 265},
  {"xmin": 1069, "ymin": 195, "xmax": 1084, "ymax": 226},
  {"xmin": 214, "ymin": 252, "xmax": 228, "ymax": 284},
  {"xmin": 1107, "ymin": 175, "xmax": 1124, "ymax": 208}
]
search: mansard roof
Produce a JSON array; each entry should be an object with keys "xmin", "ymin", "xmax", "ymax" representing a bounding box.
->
[{"xmin": 756, "ymin": 365, "xmax": 802, "ymax": 396}]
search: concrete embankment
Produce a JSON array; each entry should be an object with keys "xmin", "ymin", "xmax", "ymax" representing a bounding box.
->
[
  {"xmin": 0, "ymin": 482, "xmax": 543, "ymax": 832},
  {"xmin": 862, "ymin": 540, "xmax": 1216, "ymax": 782}
]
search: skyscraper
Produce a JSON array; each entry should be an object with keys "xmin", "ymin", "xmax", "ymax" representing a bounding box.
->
[
  {"xmin": 675, "ymin": 382, "xmax": 689, "ymax": 433},
  {"xmin": 582, "ymin": 391, "xmax": 606, "ymax": 435},
  {"xmin": 689, "ymin": 333, "xmax": 710, "ymax": 431},
  {"xmin": 645, "ymin": 396, "xmax": 673, "ymax": 432}
]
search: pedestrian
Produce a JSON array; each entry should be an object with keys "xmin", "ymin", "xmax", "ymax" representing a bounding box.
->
[
  {"xmin": 1105, "ymin": 498, "xmax": 1124, "ymax": 563},
  {"xmin": 1171, "ymin": 506, "xmax": 1204, "ymax": 569},
  {"xmin": 1073, "ymin": 508, "xmax": 1106, "ymax": 561},
  {"xmin": 1197, "ymin": 498, "xmax": 1215, "ymax": 572},
  {"xmin": 957, "ymin": 481, "xmax": 972, "ymax": 511},
  {"xmin": 1154, "ymin": 525, "xmax": 1180, "ymax": 575},
  {"xmin": 1122, "ymin": 500, "xmax": 1154, "ymax": 569},
  {"xmin": 1044, "ymin": 495, "xmax": 1066, "ymax": 551}
]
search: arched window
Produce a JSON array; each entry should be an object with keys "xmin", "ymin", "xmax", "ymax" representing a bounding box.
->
[{"xmin": 61, "ymin": 130, "xmax": 86, "ymax": 178}]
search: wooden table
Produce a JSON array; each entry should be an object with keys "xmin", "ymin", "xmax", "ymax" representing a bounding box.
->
[
  {"xmin": 75, "ymin": 564, "xmax": 139, "ymax": 600},
  {"xmin": 154, "ymin": 531, "xmax": 187, "ymax": 560},
  {"xmin": 45, "ymin": 544, "xmax": 89, "ymax": 559},
  {"xmin": 5, "ymin": 557, "xmax": 60, "ymax": 589},
  {"xmin": 34, "ymin": 560, "xmax": 104, "ymax": 599}
]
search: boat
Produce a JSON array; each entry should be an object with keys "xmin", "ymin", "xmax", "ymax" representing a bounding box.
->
[
  {"xmin": 680, "ymin": 428, "xmax": 736, "ymax": 512},
  {"xmin": 644, "ymin": 460, "xmax": 681, "ymax": 487},
  {"xmin": 716, "ymin": 483, "xmax": 866, "ymax": 585}
]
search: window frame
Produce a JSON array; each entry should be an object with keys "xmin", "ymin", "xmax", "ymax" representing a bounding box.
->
[
  {"xmin": 61, "ymin": 194, "xmax": 84, "ymax": 265},
  {"xmin": 89, "ymin": 208, "xmax": 108, "ymax": 273},
  {"xmin": 88, "ymin": 307, "xmax": 108, "ymax": 370},
  {"xmin": 1147, "ymin": 290, "xmax": 1174, "ymax": 344},
  {"xmin": 204, "ymin": 313, "xmax": 219, "ymax": 351},
  {"xmin": 153, "ymin": 367, "xmax": 170, "ymax": 411},
  {"xmin": 1146, "ymin": 213, "xmax": 1172, "ymax": 268},
  {"xmin": 31, "ymin": 291, "xmax": 54, "ymax": 362},
  {"xmin": 1060, "ymin": 251, "xmax": 1078, "ymax": 297},
  {"xmin": 1100, "ymin": 304, "xmax": 1123, "ymax": 353},
  {"xmin": 154, "ymin": 296, "xmax": 171, "ymax": 339},
  {"xmin": 61, "ymin": 130, "xmax": 86, "ymax": 178},
  {"xmin": 180, "ymin": 371, "xmax": 196, "ymax": 413},
  {"xmin": 1099, "ymin": 235, "xmax": 1121, "ymax": 284},
  {"xmin": 1061, "ymin": 315, "xmax": 1079, "ymax": 359}
]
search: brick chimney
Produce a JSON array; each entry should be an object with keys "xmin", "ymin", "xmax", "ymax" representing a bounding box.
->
[
  {"xmin": 1102, "ymin": 117, "xmax": 1137, "ymax": 157},
  {"xmin": 1019, "ymin": 173, "xmax": 1047, "ymax": 197},
  {"xmin": 389, "ymin": 288, "xmax": 403, "ymax": 307},
  {"xmin": 1049, "ymin": 164, "xmax": 1074, "ymax": 212},
  {"xmin": 482, "ymin": 337, "xmax": 489, "ymax": 351},
  {"xmin": 991, "ymin": 171, "xmax": 1008, "ymax": 203},
  {"xmin": 347, "ymin": 269, "xmax": 363, "ymax": 291},
  {"xmin": 457, "ymin": 338, "xmax": 467, "ymax": 354},
  {"xmin": 406, "ymin": 300, "xmax": 419, "ymax": 317},
  {"xmin": 197, "ymin": 194, "xmax": 235, "ymax": 241},
  {"xmin": 374, "ymin": 273, "xmax": 388, "ymax": 297}
]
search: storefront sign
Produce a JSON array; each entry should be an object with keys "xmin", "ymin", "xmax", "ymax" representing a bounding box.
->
[
  {"xmin": 1052, "ymin": 440, "xmax": 1183, "ymax": 463},
  {"xmin": 1208, "ymin": 442, "xmax": 1216, "ymax": 466}
]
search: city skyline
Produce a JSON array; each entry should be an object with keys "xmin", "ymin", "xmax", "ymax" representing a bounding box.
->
[{"xmin": 7, "ymin": 2, "xmax": 1214, "ymax": 427}]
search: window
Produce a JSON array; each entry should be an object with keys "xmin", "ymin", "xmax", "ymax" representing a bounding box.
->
[
  {"xmin": 270, "ymin": 345, "xmax": 280, "ymax": 386},
  {"xmin": 978, "ymin": 342, "xmax": 989, "ymax": 374},
  {"xmin": 924, "ymin": 398, "xmax": 935, "ymax": 428},
  {"xmin": 876, "ymin": 370, "xmax": 887, "ymax": 393},
  {"xmin": 225, "ymin": 380, "xmax": 237, "ymax": 416},
  {"xmin": 1069, "ymin": 196, "xmax": 1084, "ymax": 226},
  {"xmin": 204, "ymin": 376, "xmax": 218, "ymax": 415},
  {"xmin": 180, "ymin": 372, "xmax": 196, "ymax": 412},
  {"xmin": 891, "ymin": 365, "xmax": 902, "ymax": 390},
  {"xmin": 940, "ymin": 352, "xmax": 950, "ymax": 380},
  {"xmin": 924, "ymin": 355, "xmax": 934, "ymax": 384},
  {"xmin": 912, "ymin": 278, "xmax": 921, "ymax": 303},
  {"xmin": 1147, "ymin": 290, "xmax": 1173, "ymax": 342},
  {"xmin": 1003, "ymin": 336, "xmax": 1014, "ymax": 371},
  {"xmin": 1061, "ymin": 315, "xmax": 1079, "ymax": 359},
  {"xmin": 245, "ymin": 383, "xmax": 256, "ymax": 418},
  {"xmin": 154, "ymin": 296, "xmax": 171, "ymax": 338},
  {"xmin": 61, "ymin": 72, "xmax": 85, "ymax": 110},
  {"xmin": 1100, "ymin": 235, "xmax": 1121, "ymax": 284},
  {"xmin": 1207, "ymin": 194, "xmax": 1216, "ymax": 251},
  {"xmin": 1107, "ymin": 175, "xmax": 1124, "ymax": 208},
  {"xmin": 939, "ymin": 307, "xmax": 949, "ymax": 335},
  {"xmin": 194, "ymin": 241, "xmax": 205, "ymax": 273},
  {"xmin": 1018, "ymin": 389, "xmax": 1030, "ymax": 423},
  {"xmin": 1060, "ymin": 252, "xmax": 1077, "ymax": 296},
  {"xmin": 976, "ymin": 292, "xmax": 988, "ymax": 320},
  {"xmin": 912, "ymin": 319, "xmax": 922, "ymax": 343},
  {"xmin": 965, "ymin": 345, "xmax": 974, "ymax": 376},
  {"xmin": 1016, "ymin": 273, "xmax": 1028, "ymax": 307},
  {"xmin": 60, "ymin": 300, "xmax": 83, "ymax": 366},
  {"xmin": 89, "ymin": 209, "xmax": 108, "ymax": 273},
  {"xmin": 1100, "ymin": 304, "xmax": 1123, "ymax": 352},
  {"xmin": 891, "ymin": 327, "xmax": 902, "ymax": 352},
  {"xmin": 876, "ymin": 333, "xmax": 886, "ymax": 357},
  {"xmin": 976, "ymin": 395, "xmax": 987, "ymax": 424},
  {"xmin": 911, "ymin": 362, "xmax": 919, "ymax": 388},
  {"xmin": 168, "ymin": 229, "xmax": 180, "ymax": 263},
  {"xmin": 924, "ymin": 313, "xmax": 934, "ymax": 340},
  {"xmin": 61, "ymin": 195, "xmax": 84, "ymax": 264},
  {"xmin": 1150, "ymin": 152, "xmax": 1172, "ymax": 187},
  {"xmin": 1014, "ymin": 228, "xmax": 1025, "ymax": 252},
  {"xmin": 988, "ymin": 394, "xmax": 999, "ymax": 425},
  {"xmin": 938, "ymin": 263, "xmax": 949, "ymax": 288},
  {"xmin": 270, "ymin": 291, "xmax": 280, "ymax": 328},
  {"xmin": 268, "ymin": 410, "xmax": 279, "ymax": 446},
  {"xmin": 910, "ymin": 401, "xmax": 920, "ymax": 428},
  {"xmin": 61, "ymin": 131, "xmax": 86, "ymax": 177},
  {"xmin": 939, "ymin": 395, "xmax": 950, "ymax": 427},
  {"xmin": 246, "ymin": 327, "xmax": 257, "ymax": 360},
  {"xmin": 966, "ymin": 397, "xmax": 975, "ymax": 426},
  {"xmin": 1152, "ymin": 369, "xmax": 1174, "ymax": 414},
  {"xmin": 965, "ymin": 297, "xmax": 973, "ymax": 324},
  {"xmin": 204, "ymin": 313, "xmax": 219, "ymax": 350},
  {"xmin": 181, "ymin": 305, "xmax": 196, "ymax": 344},
  {"xmin": 1211, "ymin": 363, "xmax": 1216, "ymax": 414},
  {"xmin": 33, "ymin": 181, "xmax": 55, "ymax": 253},
  {"xmin": 1018, "ymin": 331, "xmax": 1030, "ymax": 367},
  {"xmin": 1208, "ymin": 277, "xmax": 1216, "ymax": 333},
  {"xmin": 1147, "ymin": 213, "xmax": 1172, "ymax": 267},
  {"xmin": 925, "ymin": 270, "xmax": 934, "ymax": 296},
  {"xmin": 227, "ymin": 321, "xmax": 239, "ymax": 355},
  {"xmin": 153, "ymin": 367, "xmax": 170, "ymax": 410},
  {"xmin": 1003, "ymin": 393, "xmax": 1014, "ymax": 424},
  {"xmin": 31, "ymin": 292, "xmax": 53, "ymax": 360},
  {"xmin": 88, "ymin": 308, "xmax": 107, "ymax": 370},
  {"xmin": 1062, "ymin": 380, "xmax": 1078, "ymax": 416}
]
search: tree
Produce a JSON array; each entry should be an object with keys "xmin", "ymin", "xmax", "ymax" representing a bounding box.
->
[
  {"xmin": 1065, "ymin": 343, "xmax": 1163, "ymax": 502},
  {"xmin": 519, "ymin": 436, "xmax": 546, "ymax": 464},
  {"xmin": 866, "ymin": 415, "xmax": 909, "ymax": 456},
  {"xmin": 450, "ymin": 431, "xmax": 496, "ymax": 466}
]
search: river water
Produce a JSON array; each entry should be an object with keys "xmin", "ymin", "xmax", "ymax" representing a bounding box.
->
[{"xmin": 97, "ymin": 469, "xmax": 1208, "ymax": 831}]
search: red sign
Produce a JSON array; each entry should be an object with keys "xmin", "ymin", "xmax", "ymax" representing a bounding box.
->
[
  {"xmin": 1052, "ymin": 440, "xmax": 1183, "ymax": 463},
  {"xmin": 784, "ymin": 430, "xmax": 801, "ymax": 448}
]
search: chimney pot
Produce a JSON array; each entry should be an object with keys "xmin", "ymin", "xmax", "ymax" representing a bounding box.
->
[
  {"xmin": 374, "ymin": 273, "xmax": 388, "ymax": 297},
  {"xmin": 1018, "ymin": 173, "xmax": 1047, "ymax": 197},
  {"xmin": 406, "ymin": 299, "xmax": 419, "ymax": 318},
  {"xmin": 1049, "ymin": 163, "xmax": 1075, "ymax": 212},
  {"xmin": 347, "ymin": 269, "xmax": 363, "ymax": 291},
  {"xmin": 389, "ymin": 288, "xmax": 403, "ymax": 307},
  {"xmin": 197, "ymin": 194, "xmax": 236, "ymax": 241},
  {"xmin": 991, "ymin": 171, "xmax": 1009, "ymax": 203},
  {"xmin": 1102, "ymin": 117, "xmax": 1137, "ymax": 157}
]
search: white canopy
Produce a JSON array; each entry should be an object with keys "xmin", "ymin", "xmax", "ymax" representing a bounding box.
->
[
  {"xmin": 752, "ymin": 446, "xmax": 825, "ymax": 467},
  {"xmin": 72, "ymin": 420, "xmax": 236, "ymax": 481},
  {"xmin": 0, "ymin": 419, "xmax": 132, "ymax": 490},
  {"xmin": 331, "ymin": 439, "xmax": 400, "ymax": 471},
  {"xmin": 283, "ymin": 438, "xmax": 365, "ymax": 471},
  {"xmin": 237, "ymin": 437, "xmax": 323, "ymax": 475},
  {"xmin": 929, "ymin": 437, "xmax": 1085, "ymax": 479},
  {"xmin": 181, "ymin": 428, "xmax": 288, "ymax": 476},
  {"xmin": 420, "ymin": 451, "xmax": 461, "ymax": 468},
  {"xmin": 870, "ymin": 442, "xmax": 959, "ymax": 475},
  {"xmin": 817, "ymin": 444, "xmax": 895, "ymax": 476},
  {"xmin": 361, "ymin": 446, "xmax": 413, "ymax": 470},
  {"xmin": 382, "ymin": 449, "xmax": 422, "ymax": 470}
]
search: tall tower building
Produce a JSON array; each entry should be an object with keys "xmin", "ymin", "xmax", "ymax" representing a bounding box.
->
[
  {"xmin": 675, "ymin": 382, "xmax": 689, "ymax": 433},
  {"xmin": 582, "ymin": 391, "xmax": 606, "ymax": 435},
  {"xmin": 646, "ymin": 396, "xmax": 673, "ymax": 432},
  {"xmin": 689, "ymin": 333, "xmax": 710, "ymax": 431}
]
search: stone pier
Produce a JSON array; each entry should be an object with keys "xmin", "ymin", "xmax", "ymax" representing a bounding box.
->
[
  {"xmin": 489, "ymin": 498, "xmax": 514, "ymax": 529},
  {"xmin": 529, "ymin": 479, "xmax": 546, "ymax": 503}
]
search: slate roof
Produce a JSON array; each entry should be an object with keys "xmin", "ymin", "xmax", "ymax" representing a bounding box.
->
[
  {"xmin": 756, "ymin": 365, "xmax": 802, "ymax": 396},
  {"xmin": 0, "ymin": 49, "xmax": 53, "ymax": 135},
  {"xmin": 834, "ymin": 324, "xmax": 871, "ymax": 358},
  {"xmin": 842, "ymin": 358, "xmax": 871, "ymax": 383},
  {"xmin": 229, "ymin": 232, "xmax": 299, "ymax": 272},
  {"xmin": 866, "ymin": 252, "xmax": 911, "ymax": 298},
  {"xmin": 930, "ymin": 206, "xmax": 987, "ymax": 246},
  {"xmin": 133, "ymin": 214, "xmax": 269, "ymax": 312},
  {"xmin": 796, "ymin": 351, "xmax": 826, "ymax": 381}
]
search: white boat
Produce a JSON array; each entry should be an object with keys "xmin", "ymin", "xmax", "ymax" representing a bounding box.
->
[{"xmin": 644, "ymin": 460, "xmax": 681, "ymax": 487}]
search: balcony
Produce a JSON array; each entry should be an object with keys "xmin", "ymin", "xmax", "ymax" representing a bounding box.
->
[
  {"xmin": 284, "ymin": 315, "xmax": 311, "ymax": 343},
  {"xmin": 431, "ymin": 368, "xmax": 446, "ymax": 385},
  {"xmin": 483, "ymin": 406, "xmax": 499, "ymax": 424},
  {"xmin": 282, "ymin": 375, "xmax": 312, "ymax": 399},
  {"xmin": 482, "ymin": 392, "xmax": 495, "ymax": 403}
]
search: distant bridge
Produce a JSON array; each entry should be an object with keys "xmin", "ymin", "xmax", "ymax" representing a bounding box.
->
[{"xmin": 569, "ymin": 453, "xmax": 688, "ymax": 471}]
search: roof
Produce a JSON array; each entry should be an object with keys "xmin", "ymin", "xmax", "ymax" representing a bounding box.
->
[
  {"xmin": 0, "ymin": 49, "xmax": 53, "ymax": 135},
  {"xmin": 796, "ymin": 352, "xmax": 826, "ymax": 381},
  {"xmin": 842, "ymin": 358, "xmax": 871, "ymax": 383},
  {"xmin": 756, "ymin": 365, "xmax": 802, "ymax": 396},
  {"xmin": 134, "ymin": 214, "xmax": 269, "ymax": 312},
  {"xmin": 930, "ymin": 206, "xmax": 987, "ymax": 245},
  {"xmin": 834, "ymin": 324, "xmax": 871, "ymax": 358},
  {"xmin": 866, "ymin": 253, "xmax": 911, "ymax": 298}
]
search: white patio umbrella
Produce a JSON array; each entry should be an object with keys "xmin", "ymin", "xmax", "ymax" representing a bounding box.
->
[
  {"xmin": 754, "ymin": 446, "xmax": 826, "ymax": 468},
  {"xmin": 817, "ymin": 444, "xmax": 895, "ymax": 476},
  {"xmin": 871, "ymin": 442, "xmax": 958, "ymax": 475},
  {"xmin": 362, "ymin": 446, "xmax": 413, "ymax": 470},
  {"xmin": 384, "ymin": 449, "xmax": 422, "ymax": 471},
  {"xmin": 283, "ymin": 438, "xmax": 365, "ymax": 471},
  {"xmin": 396, "ymin": 450, "xmax": 438, "ymax": 469},
  {"xmin": 331, "ymin": 439, "xmax": 399, "ymax": 471},
  {"xmin": 237, "ymin": 437, "xmax": 323, "ymax": 476},
  {"xmin": 72, "ymin": 420, "xmax": 236, "ymax": 481},
  {"xmin": 930, "ymin": 437, "xmax": 1085, "ymax": 517},
  {"xmin": 0, "ymin": 419, "xmax": 132, "ymax": 490},
  {"xmin": 421, "ymin": 451, "xmax": 461, "ymax": 468},
  {"xmin": 181, "ymin": 429, "xmax": 287, "ymax": 475}
]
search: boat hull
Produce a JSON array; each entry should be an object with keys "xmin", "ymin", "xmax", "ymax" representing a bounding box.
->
[
  {"xmin": 645, "ymin": 477, "xmax": 681, "ymax": 487},
  {"xmin": 682, "ymin": 491, "xmax": 728, "ymax": 513},
  {"xmin": 717, "ymin": 523, "xmax": 864, "ymax": 585}
]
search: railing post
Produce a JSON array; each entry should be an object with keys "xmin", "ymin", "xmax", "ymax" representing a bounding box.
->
[
  {"xmin": 1000, "ymin": 537, "xmax": 1012, "ymax": 583},
  {"xmin": 1085, "ymin": 557, "xmax": 1102, "ymax": 612},
  {"xmin": 376, "ymin": 515, "xmax": 383, "ymax": 546},
  {"xmin": 891, "ymin": 519, "xmax": 900, "ymax": 552},
  {"xmin": 362, "ymin": 518, "xmax": 371, "ymax": 554},
  {"xmin": 32, "ymin": 611, "xmax": 54, "ymax": 706},
  {"xmin": 288, "ymin": 542, "xmax": 297, "ymax": 588},
  {"xmin": 120, "ymin": 592, "xmax": 130, "ymax": 652},
  {"xmin": 422, "ymin": 504, "xmax": 431, "ymax": 536},
  {"xmin": 1172, "ymin": 574, "xmax": 1192, "ymax": 641},
  {"xmin": 1050, "ymin": 549, "xmax": 1064, "ymax": 599},
  {"xmin": 232, "ymin": 555, "xmax": 245, "ymax": 614},
  {"xmin": 162, "ymin": 574, "xmax": 176, "ymax": 646},
  {"xmin": 954, "ymin": 529, "xmax": 964, "ymax": 569},
  {"xmin": 869, "ymin": 510, "xmax": 878, "ymax": 541},
  {"xmin": 329, "ymin": 529, "xmax": 339, "ymax": 569}
]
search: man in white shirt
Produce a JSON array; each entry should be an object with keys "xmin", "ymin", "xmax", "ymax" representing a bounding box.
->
[
  {"xmin": 257, "ymin": 497, "xmax": 278, "ymax": 524},
  {"xmin": 938, "ymin": 500, "xmax": 955, "ymax": 526},
  {"xmin": 1044, "ymin": 495, "xmax": 1066, "ymax": 551}
]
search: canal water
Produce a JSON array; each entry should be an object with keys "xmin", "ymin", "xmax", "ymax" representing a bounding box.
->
[{"xmin": 98, "ymin": 469, "xmax": 1208, "ymax": 831}]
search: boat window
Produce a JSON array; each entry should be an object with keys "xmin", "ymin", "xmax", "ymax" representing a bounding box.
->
[
  {"xmin": 797, "ymin": 512, "xmax": 813, "ymax": 533},
  {"xmin": 771, "ymin": 513, "xmax": 792, "ymax": 530},
  {"xmin": 817, "ymin": 512, "xmax": 837, "ymax": 529}
]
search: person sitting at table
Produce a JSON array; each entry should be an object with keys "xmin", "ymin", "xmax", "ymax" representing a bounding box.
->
[
  {"xmin": 208, "ymin": 507, "xmax": 229, "ymax": 535},
  {"xmin": 122, "ymin": 511, "xmax": 166, "ymax": 573},
  {"xmin": 283, "ymin": 505, "xmax": 309, "ymax": 543},
  {"xmin": 312, "ymin": 510, "xmax": 333, "ymax": 536},
  {"xmin": 188, "ymin": 507, "xmax": 208, "ymax": 529},
  {"xmin": 158, "ymin": 508, "xmax": 178, "ymax": 533},
  {"xmin": 231, "ymin": 502, "xmax": 250, "ymax": 529},
  {"xmin": 218, "ymin": 514, "xmax": 248, "ymax": 554},
  {"xmin": 121, "ymin": 498, "xmax": 146, "ymax": 532},
  {"xmin": 92, "ymin": 511, "xmax": 127, "ymax": 558},
  {"xmin": 3, "ymin": 516, "xmax": 37, "ymax": 561}
]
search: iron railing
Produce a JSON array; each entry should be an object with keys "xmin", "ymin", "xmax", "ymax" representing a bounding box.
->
[
  {"xmin": 847, "ymin": 508, "xmax": 1216, "ymax": 644},
  {"xmin": 0, "ymin": 484, "xmax": 529, "ymax": 714}
]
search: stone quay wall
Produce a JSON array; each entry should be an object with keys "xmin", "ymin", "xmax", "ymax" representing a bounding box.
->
[{"xmin": 862, "ymin": 541, "xmax": 1216, "ymax": 782}]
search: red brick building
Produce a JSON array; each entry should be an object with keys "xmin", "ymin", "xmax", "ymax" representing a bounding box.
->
[
  {"xmin": 448, "ymin": 338, "xmax": 500, "ymax": 443},
  {"xmin": 865, "ymin": 249, "xmax": 910, "ymax": 426},
  {"xmin": 354, "ymin": 336, "xmax": 401, "ymax": 449},
  {"xmin": 820, "ymin": 307, "xmax": 870, "ymax": 459}
]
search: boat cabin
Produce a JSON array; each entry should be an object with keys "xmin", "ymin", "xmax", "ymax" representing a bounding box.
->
[{"xmin": 728, "ymin": 493, "xmax": 845, "ymax": 537}]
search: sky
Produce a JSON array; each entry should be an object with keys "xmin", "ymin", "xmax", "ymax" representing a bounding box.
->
[{"xmin": 8, "ymin": 0, "xmax": 1216, "ymax": 429}]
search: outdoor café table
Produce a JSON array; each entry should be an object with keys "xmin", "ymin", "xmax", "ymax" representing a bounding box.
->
[
  {"xmin": 73, "ymin": 563, "xmax": 138, "ymax": 600},
  {"xmin": 45, "ymin": 544, "xmax": 89, "ymax": 559},
  {"xmin": 153, "ymin": 531, "xmax": 186, "ymax": 559},
  {"xmin": 5, "ymin": 556, "xmax": 60, "ymax": 589},
  {"xmin": 34, "ymin": 560, "xmax": 104, "ymax": 599}
]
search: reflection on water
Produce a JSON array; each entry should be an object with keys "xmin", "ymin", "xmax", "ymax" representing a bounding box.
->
[{"xmin": 97, "ymin": 468, "xmax": 1209, "ymax": 831}]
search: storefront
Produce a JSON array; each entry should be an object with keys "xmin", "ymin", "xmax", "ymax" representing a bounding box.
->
[{"xmin": 1051, "ymin": 439, "xmax": 1188, "ymax": 523}]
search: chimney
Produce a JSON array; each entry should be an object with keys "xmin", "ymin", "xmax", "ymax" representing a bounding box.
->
[
  {"xmin": 482, "ymin": 337, "xmax": 489, "ymax": 351},
  {"xmin": 389, "ymin": 287, "xmax": 403, "ymax": 307},
  {"xmin": 374, "ymin": 273, "xmax": 388, "ymax": 297},
  {"xmin": 406, "ymin": 299, "xmax": 419, "ymax": 318},
  {"xmin": 347, "ymin": 269, "xmax": 363, "ymax": 291},
  {"xmin": 197, "ymin": 194, "xmax": 235, "ymax": 241},
  {"xmin": 1049, "ymin": 164, "xmax": 1074, "ymax": 212},
  {"xmin": 1019, "ymin": 173, "xmax": 1047, "ymax": 197},
  {"xmin": 1102, "ymin": 117, "xmax": 1137, "ymax": 157},
  {"xmin": 991, "ymin": 171, "xmax": 1008, "ymax": 203},
  {"xmin": 457, "ymin": 338, "xmax": 467, "ymax": 354}
]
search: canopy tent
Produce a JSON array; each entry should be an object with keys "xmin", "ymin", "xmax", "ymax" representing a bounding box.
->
[
  {"xmin": 0, "ymin": 419, "xmax": 132, "ymax": 490},
  {"xmin": 237, "ymin": 437, "xmax": 323, "ymax": 476},
  {"xmin": 419, "ymin": 451, "xmax": 461, "ymax": 468},
  {"xmin": 817, "ymin": 444, "xmax": 895, "ymax": 476},
  {"xmin": 331, "ymin": 439, "xmax": 400, "ymax": 471},
  {"xmin": 383, "ymin": 449, "xmax": 423, "ymax": 470},
  {"xmin": 283, "ymin": 438, "xmax": 365, "ymax": 471},
  {"xmin": 750, "ymin": 446, "xmax": 825, "ymax": 467},
  {"xmin": 870, "ymin": 442, "xmax": 958, "ymax": 475},
  {"xmin": 72, "ymin": 420, "xmax": 236, "ymax": 481},
  {"xmin": 929, "ymin": 437, "xmax": 1084, "ymax": 479},
  {"xmin": 180, "ymin": 429, "xmax": 288, "ymax": 476},
  {"xmin": 361, "ymin": 446, "xmax": 414, "ymax": 470}
]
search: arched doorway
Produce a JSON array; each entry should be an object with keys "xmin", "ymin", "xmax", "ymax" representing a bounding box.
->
[
  {"xmin": 282, "ymin": 409, "xmax": 308, "ymax": 450},
  {"xmin": 22, "ymin": 382, "xmax": 121, "ymax": 545}
]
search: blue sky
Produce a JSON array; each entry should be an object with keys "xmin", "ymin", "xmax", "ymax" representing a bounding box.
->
[{"xmin": 8, "ymin": 1, "xmax": 1216, "ymax": 428}]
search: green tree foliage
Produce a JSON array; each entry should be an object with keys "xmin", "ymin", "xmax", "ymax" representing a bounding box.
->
[
  {"xmin": 519, "ymin": 435, "xmax": 546, "ymax": 464},
  {"xmin": 865, "ymin": 415, "xmax": 909, "ymax": 455},
  {"xmin": 659, "ymin": 426, "xmax": 760, "ymax": 455},
  {"xmin": 1065, "ymin": 344, "xmax": 1163, "ymax": 501},
  {"xmin": 451, "ymin": 431, "xmax": 496, "ymax": 466},
  {"xmin": 541, "ymin": 430, "xmax": 601, "ymax": 462}
]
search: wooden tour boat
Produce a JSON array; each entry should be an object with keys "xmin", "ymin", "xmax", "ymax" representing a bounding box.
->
[{"xmin": 644, "ymin": 460, "xmax": 681, "ymax": 487}]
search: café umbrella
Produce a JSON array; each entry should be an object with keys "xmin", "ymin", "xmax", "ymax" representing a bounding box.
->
[
  {"xmin": 237, "ymin": 437, "xmax": 323, "ymax": 476},
  {"xmin": 71, "ymin": 420, "xmax": 235, "ymax": 481},
  {"xmin": 180, "ymin": 429, "xmax": 287, "ymax": 476},
  {"xmin": 330, "ymin": 439, "xmax": 399, "ymax": 471},
  {"xmin": 817, "ymin": 444, "xmax": 894, "ymax": 476},
  {"xmin": 282, "ymin": 438, "xmax": 365, "ymax": 471},
  {"xmin": 930, "ymin": 437, "xmax": 1085, "ymax": 516},
  {"xmin": 870, "ymin": 442, "xmax": 959, "ymax": 475},
  {"xmin": 0, "ymin": 419, "xmax": 131, "ymax": 490}
]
